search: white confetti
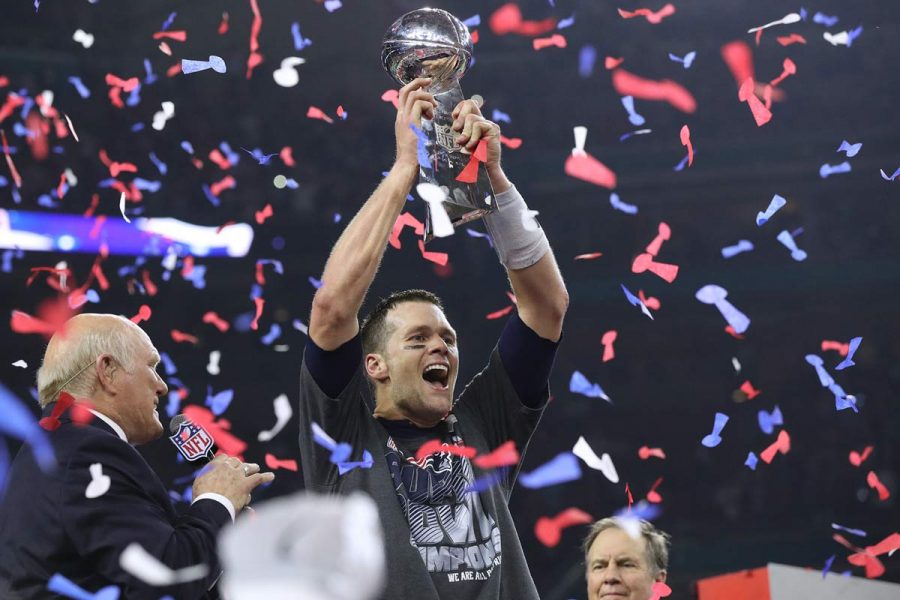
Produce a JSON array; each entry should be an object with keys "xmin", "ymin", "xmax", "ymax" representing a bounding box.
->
[
  {"xmin": 63, "ymin": 113, "xmax": 79, "ymax": 142},
  {"xmin": 72, "ymin": 28, "xmax": 95, "ymax": 48},
  {"xmin": 151, "ymin": 101, "xmax": 175, "ymax": 131},
  {"xmin": 572, "ymin": 436, "xmax": 619, "ymax": 483},
  {"xmin": 118, "ymin": 192, "xmax": 130, "ymax": 223},
  {"xmin": 119, "ymin": 542, "xmax": 208, "ymax": 586},
  {"xmin": 417, "ymin": 184, "xmax": 454, "ymax": 238},
  {"xmin": 257, "ymin": 394, "xmax": 293, "ymax": 442},
  {"xmin": 272, "ymin": 57, "xmax": 306, "ymax": 88},
  {"xmin": 207, "ymin": 350, "xmax": 221, "ymax": 376},
  {"xmin": 85, "ymin": 463, "xmax": 111, "ymax": 499},
  {"xmin": 12, "ymin": 360, "xmax": 28, "ymax": 369}
]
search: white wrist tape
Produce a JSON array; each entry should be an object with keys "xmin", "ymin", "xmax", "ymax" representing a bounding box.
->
[{"xmin": 482, "ymin": 185, "xmax": 550, "ymax": 270}]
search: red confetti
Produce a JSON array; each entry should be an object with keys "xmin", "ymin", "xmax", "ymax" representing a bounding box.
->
[
  {"xmin": 181, "ymin": 255, "xmax": 194, "ymax": 277},
  {"xmin": 488, "ymin": 3, "xmax": 557, "ymax": 37},
  {"xmin": 740, "ymin": 380, "xmax": 761, "ymax": 400},
  {"xmin": 866, "ymin": 533, "xmax": 900, "ymax": 558},
  {"xmin": 255, "ymin": 203, "xmax": 274, "ymax": 224},
  {"xmin": 533, "ymin": 34, "xmax": 567, "ymax": 51},
  {"xmin": 738, "ymin": 78, "xmax": 772, "ymax": 126},
  {"xmin": 415, "ymin": 438, "xmax": 477, "ymax": 462},
  {"xmin": 1, "ymin": 129, "xmax": 22, "ymax": 188},
  {"xmin": 649, "ymin": 581, "xmax": 673, "ymax": 600},
  {"xmin": 849, "ymin": 445, "xmax": 874, "ymax": 467},
  {"xmin": 867, "ymin": 471, "xmax": 890, "ymax": 501},
  {"xmin": 638, "ymin": 446, "xmax": 666, "ymax": 460},
  {"xmin": 605, "ymin": 56, "xmax": 624, "ymax": 70},
  {"xmin": 473, "ymin": 138, "xmax": 488, "ymax": 163},
  {"xmin": 724, "ymin": 325, "xmax": 745, "ymax": 339},
  {"xmin": 84, "ymin": 193, "xmax": 100, "ymax": 217},
  {"xmin": 637, "ymin": 290, "xmax": 660, "ymax": 311},
  {"xmin": 203, "ymin": 311, "xmax": 231, "ymax": 332},
  {"xmin": 279, "ymin": 146, "xmax": 295, "ymax": 166},
  {"xmin": 486, "ymin": 305, "xmax": 514, "ymax": 320},
  {"xmin": 534, "ymin": 507, "xmax": 593, "ymax": 548},
  {"xmin": 632, "ymin": 253, "xmax": 679, "ymax": 283},
  {"xmin": 246, "ymin": 0, "xmax": 264, "ymax": 79},
  {"xmin": 210, "ymin": 175, "xmax": 237, "ymax": 196},
  {"xmin": 152, "ymin": 30, "xmax": 187, "ymax": 42},
  {"xmin": 11, "ymin": 308, "xmax": 65, "ymax": 337},
  {"xmin": 171, "ymin": 329, "xmax": 199, "ymax": 344},
  {"xmin": 216, "ymin": 220, "xmax": 237, "ymax": 234},
  {"xmin": 574, "ymin": 252, "xmax": 603, "ymax": 260},
  {"xmin": 381, "ymin": 89, "xmax": 400, "ymax": 109},
  {"xmin": 473, "ymin": 440, "xmax": 519, "ymax": 469},
  {"xmin": 601, "ymin": 330, "xmax": 617, "ymax": 362},
  {"xmin": 0, "ymin": 91, "xmax": 26, "ymax": 124},
  {"xmin": 390, "ymin": 212, "xmax": 424, "ymax": 249},
  {"xmin": 565, "ymin": 152, "xmax": 617, "ymax": 189},
  {"xmin": 625, "ymin": 482, "xmax": 634, "ymax": 507},
  {"xmin": 91, "ymin": 258, "xmax": 109, "ymax": 291},
  {"xmin": 250, "ymin": 297, "xmax": 265, "ymax": 331},
  {"xmin": 769, "ymin": 58, "xmax": 797, "ymax": 88},
  {"xmin": 821, "ymin": 339, "xmax": 850, "ymax": 356},
  {"xmin": 680, "ymin": 125, "xmax": 694, "ymax": 167},
  {"xmin": 165, "ymin": 63, "xmax": 182, "ymax": 78},
  {"xmin": 218, "ymin": 12, "xmax": 230, "ymax": 35},
  {"xmin": 336, "ymin": 105, "xmax": 346, "ymax": 119},
  {"xmin": 617, "ymin": 4, "xmax": 676, "ymax": 24},
  {"xmin": 646, "ymin": 477, "xmax": 664, "ymax": 503},
  {"xmin": 307, "ymin": 105, "xmax": 335, "ymax": 124},
  {"xmin": 130, "ymin": 304, "xmax": 152, "ymax": 324},
  {"xmin": 455, "ymin": 153, "xmax": 480, "ymax": 183},
  {"xmin": 183, "ymin": 405, "xmax": 247, "ymax": 458},
  {"xmin": 208, "ymin": 148, "xmax": 232, "ymax": 170},
  {"xmin": 499, "ymin": 135, "xmax": 522, "ymax": 149},
  {"xmin": 141, "ymin": 269, "xmax": 158, "ymax": 296},
  {"xmin": 760, "ymin": 429, "xmax": 790, "ymax": 464},
  {"xmin": 612, "ymin": 68, "xmax": 697, "ymax": 113},
  {"xmin": 104, "ymin": 73, "xmax": 139, "ymax": 92},
  {"xmin": 777, "ymin": 33, "xmax": 807, "ymax": 46},
  {"xmin": 265, "ymin": 453, "xmax": 299, "ymax": 472},
  {"xmin": 470, "ymin": 29, "xmax": 479, "ymax": 44},
  {"xmin": 645, "ymin": 222, "xmax": 671, "ymax": 257},
  {"xmin": 418, "ymin": 239, "xmax": 449, "ymax": 266}
]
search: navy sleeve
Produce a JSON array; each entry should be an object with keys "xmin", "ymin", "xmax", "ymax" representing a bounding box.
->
[
  {"xmin": 303, "ymin": 334, "xmax": 363, "ymax": 398},
  {"xmin": 497, "ymin": 312, "xmax": 560, "ymax": 408}
]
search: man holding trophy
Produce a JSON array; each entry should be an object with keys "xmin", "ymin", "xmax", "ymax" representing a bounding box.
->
[{"xmin": 297, "ymin": 8, "xmax": 568, "ymax": 599}]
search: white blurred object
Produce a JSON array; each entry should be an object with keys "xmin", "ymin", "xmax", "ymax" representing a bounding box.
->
[
  {"xmin": 73, "ymin": 29, "xmax": 95, "ymax": 48},
  {"xmin": 257, "ymin": 394, "xmax": 292, "ymax": 442},
  {"xmin": 417, "ymin": 183, "xmax": 454, "ymax": 238},
  {"xmin": 119, "ymin": 542, "xmax": 209, "ymax": 586},
  {"xmin": 220, "ymin": 492, "xmax": 385, "ymax": 600}
]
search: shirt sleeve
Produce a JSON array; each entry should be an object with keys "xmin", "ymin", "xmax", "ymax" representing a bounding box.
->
[
  {"xmin": 303, "ymin": 334, "xmax": 363, "ymax": 398},
  {"xmin": 192, "ymin": 493, "xmax": 235, "ymax": 522},
  {"xmin": 497, "ymin": 311, "xmax": 560, "ymax": 408}
]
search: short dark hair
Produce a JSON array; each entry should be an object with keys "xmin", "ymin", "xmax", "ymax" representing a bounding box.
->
[{"xmin": 360, "ymin": 289, "xmax": 444, "ymax": 355}]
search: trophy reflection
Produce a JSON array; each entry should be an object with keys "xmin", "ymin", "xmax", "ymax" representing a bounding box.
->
[{"xmin": 382, "ymin": 7, "xmax": 497, "ymax": 242}]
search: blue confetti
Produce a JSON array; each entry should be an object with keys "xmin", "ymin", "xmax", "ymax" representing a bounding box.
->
[
  {"xmin": 819, "ymin": 161, "xmax": 851, "ymax": 178},
  {"xmin": 722, "ymin": 239, "xmax": 754, "ymax": 258},
  {"xmin": 148, "ymin": 152, "xmax": 167, "ymax": 175},
  {"xmin": 620, "ymin": 283, "xmax": 653, "ymax": 319},
  {"xmin": 161, "ymin": 11, "xmax": 177, "ymax": 30},
  {"xmin": 813, "ymin": 12, "xmax": 838, "ymax": 27},
  {"xmin": 578, "ymin": 45, "xmax": 596, "ymax": 78},
  {"xmin": 757, "ymin": 405, "xmax": 783, "ymax": 435},
  {"xmin": 557, "ymin": 14, "xmax": 575, "ymax": 29},
  {"xmin": 308, "ymin": 276, "xmax": 323, "ymax": 289},
  {"xmin": 491, "ymin": 109, "xmax": 511, "ymax": 123},
  {"xmin": 835, "ymin": 337, "xmax": 862, "ymax": 370},
  {"xmin": 569, "ymin": 371, "xmax": 610, "ymax": 401},
  {"xmin": 836, "ymin": 140, "xmax": 862, "ymax": 158},
  {"xmin": 462, "ymin": 14, "xmax": 481, "ymax": 28},
  {"xmin": 67, "ymin": 77, "xmax": 91, "ymax": 98},
  {"xmin": 519, "ymin": 452, "xmax": 582, "ymax": 489},
  {"xmin": 744, "ymin": 452, "xmax": 758, "ymax": 470},
  {"xmin": 701, "ymin": 412, "xmax": 729, "ymax": 447},
  {"xmin": 205, "ymin": 386, "xmax": 234, "ymax": 416},
  {"xmin": 47, "ymin": 573, "xmax": 120, "ymax": 600},
  {"xmin": 610, "ymin": 193, "xmax": 639, "ymax": 215},
  {"xmin": 260, "ymin": 323, "xmax": 282, "ymax": 345},
  {"xmin": 143, "ymin": 58, "xmax": 158, "ymax": 85},
  {"xmin": 291, "ymin": 22, "xmax": 313, "ymax": 51}
]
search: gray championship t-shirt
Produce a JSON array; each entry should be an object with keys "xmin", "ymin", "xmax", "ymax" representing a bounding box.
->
[{"xmin": 298, "ymin": 313, "xmax": 558, "ymax": 599}]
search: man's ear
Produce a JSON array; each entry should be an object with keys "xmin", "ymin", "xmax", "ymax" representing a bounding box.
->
[
  {"xmin": 365, "ymin": 352, "xmax": 389, "ymax": 383},
  {"xmin": 655, "ymin": 569, "xmax": 667, "ymax": 583},
  {"xmin": 95, "ymin": 355, "xmax": 119, "ymax": 393}
]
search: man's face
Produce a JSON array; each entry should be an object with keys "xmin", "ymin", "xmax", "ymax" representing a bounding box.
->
[
  {"xmin": 114, "ymin": 334, "xmax": 168, "ymax": 445},
  {"xmin": 586, "ymin": 527, "xmax": 665, "ymax": 600},
  {"xmin": 378, "ymin": 301, "xmax": 459, "ymax": 426}
]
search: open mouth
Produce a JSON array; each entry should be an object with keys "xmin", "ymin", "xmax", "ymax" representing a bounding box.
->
[{"xmin": 422, "ymin": 363, "xmax": 449, "ymax": 390}]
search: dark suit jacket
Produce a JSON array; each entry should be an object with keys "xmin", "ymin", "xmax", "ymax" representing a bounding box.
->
[{"xmin": 0, "ymin": 403, "xmax": 230, "ymax": 599}]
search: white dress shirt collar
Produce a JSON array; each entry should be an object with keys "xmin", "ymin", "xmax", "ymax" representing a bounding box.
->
[{"xmin": 87, "ymin": 408, "xmax": 129, "ymax": 443}]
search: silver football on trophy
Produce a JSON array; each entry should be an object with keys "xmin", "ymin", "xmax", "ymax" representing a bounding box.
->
[{"xmin": 381, "ymin": 8, "xmax": 473, "ymax": 95}]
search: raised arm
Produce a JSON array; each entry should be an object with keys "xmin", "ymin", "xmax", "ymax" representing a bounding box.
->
[
  {"xmin": 452, "ymin": 100, "xmax": 569, "ymax": 342},
  {"xmin": 310, "ymin": 79, "xmax": 437, "ymax": 350}
]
